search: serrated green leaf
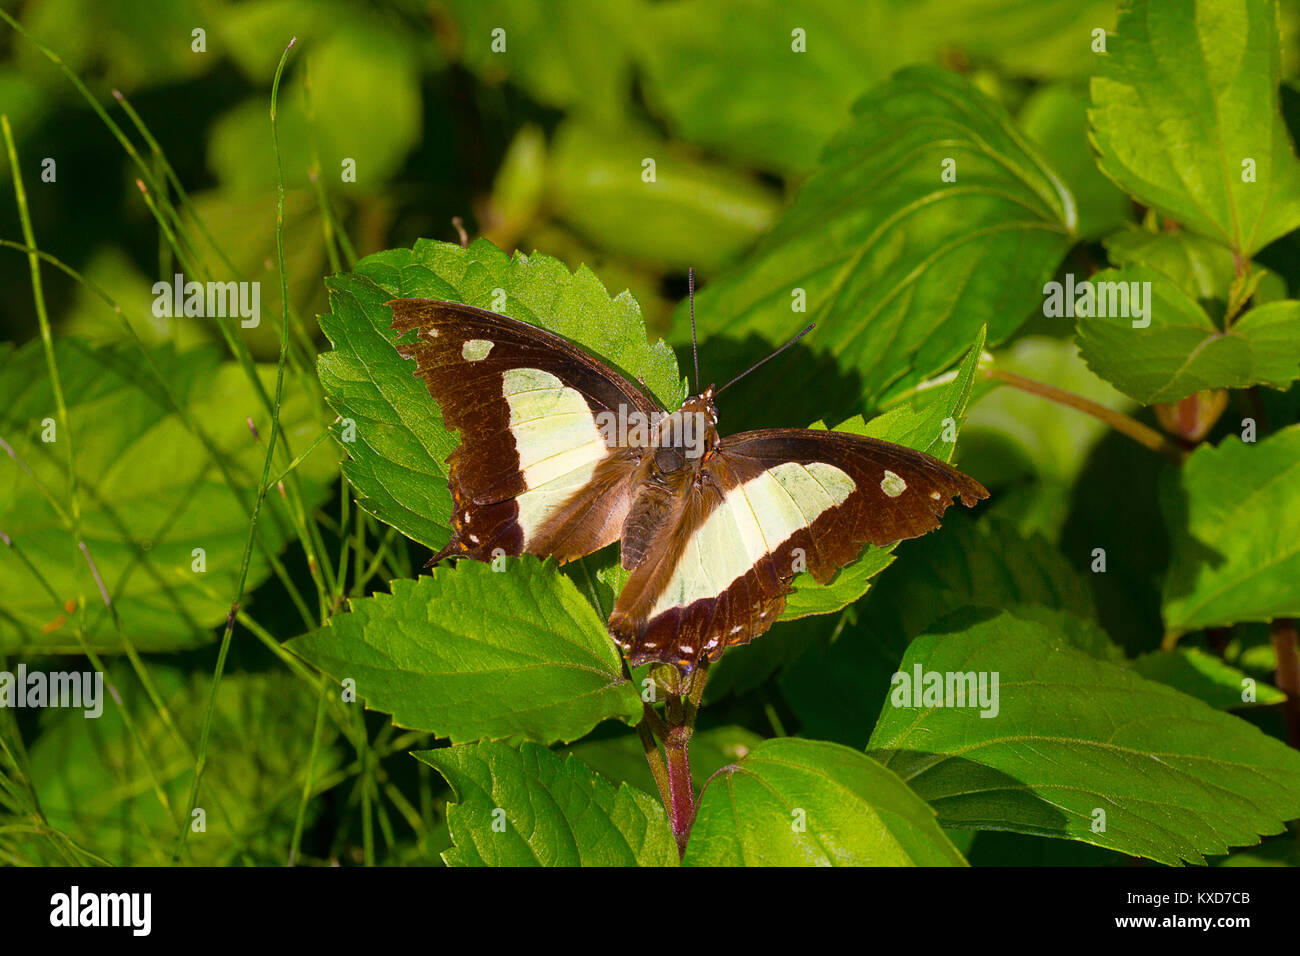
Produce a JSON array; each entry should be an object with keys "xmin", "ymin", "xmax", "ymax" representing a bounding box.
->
[
  {"xmin": 288, "ymin": 556, "xmax": 642, "ymax": 744},
  {"xmin": 1076, "ymin": 266, "xmax": 1300, "ymax": 403},
  {"xmin": 686, "ymin": 66, "xmax": 1074, "ymax": 429},
  {"xmin": 868, "ymin": 610, "xmax": 1300, "ymax": 865},
  {"xmin": 1104, "ymin": 226, "xmax": 1288, "ymax": 304},
  {"xmin": 0, "ymin": 339, "xmax": 331, "ymax": 652},
  {"xmin": 1131, "ymin": 647, "xmax": 1286, "ymax": 709},
  {"xmin": 683, "ymin": 737, "xmax": 966, "ymax": 866},
  {"xmin": 316, "ymin": 238, "xmax": 684, "ymax": 551},
  {"xmin": 1089, "ymin": 0, "xmax": 1300, "ymax": 257},
  {"xmin": 415, "ymin": 740, "xmax": 677, "ymax": 866},
  {"xmin": 1162, "ymin": 425, "xmax": 1300, "ymax": 633}
]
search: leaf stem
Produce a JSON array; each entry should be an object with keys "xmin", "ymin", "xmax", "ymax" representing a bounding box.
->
[
  {"xmin": 984, "ymin": 367, "xmax": 1187, "ymax": 464},
  {"xmin": 1270, "ymin": 618, "xmax": 1300, "ymax": 749},
  {"xmin": 660, "ymin": 663, "xmax": 709, "ymax": 858}
]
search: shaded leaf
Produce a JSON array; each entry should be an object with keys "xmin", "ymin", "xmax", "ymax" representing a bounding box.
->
[{"xmin": 1130, "ymin": 647, "xmax": 1286, "ymax": 709}]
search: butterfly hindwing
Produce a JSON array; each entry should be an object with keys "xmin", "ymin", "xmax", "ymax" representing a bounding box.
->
[
  {"xmin": 608, "ymin": 428, "xmax": 989, "ymax": 671},
  {"xmin": 388, "ymin": 299, "xmax": 665, "ymax": 564}
]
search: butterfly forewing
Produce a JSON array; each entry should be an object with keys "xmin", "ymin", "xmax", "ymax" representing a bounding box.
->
[
  {"xmin": 609, "ymin": 428, "xmax": 988, "ymax": 671},
  {"xmin": 388, "ymin": 299, "xmax": 664, "ymax": 564}
]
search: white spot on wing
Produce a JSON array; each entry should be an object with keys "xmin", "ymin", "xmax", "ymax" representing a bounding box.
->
[
  {"xmin": 462, "ymin": 339, "xmax": 493, "ymax": 361},
  {"xmin": 881, "ymin": 470, "xmax": 907, "ymax": 497}
]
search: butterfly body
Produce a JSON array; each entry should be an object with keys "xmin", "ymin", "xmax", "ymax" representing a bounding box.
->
[{"xmin": 389, "ymin": 298, "xmax": 987, "ymax": 674}]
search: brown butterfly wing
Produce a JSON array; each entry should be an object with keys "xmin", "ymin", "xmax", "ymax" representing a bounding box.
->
[
  {"xmin": 388, "ymin": 299, "xmax": 665, "ymax": 564},
  {"xmin": 608, "ymin": 428, "xmax": 988, "ymax": 672}
]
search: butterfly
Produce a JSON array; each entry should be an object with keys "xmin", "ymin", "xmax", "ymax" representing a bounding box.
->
[{"xmin": 388, "ymin": 278, "xmax": 987, "ymax": 675}]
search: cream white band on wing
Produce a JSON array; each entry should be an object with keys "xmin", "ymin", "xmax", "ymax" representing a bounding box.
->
[
  {"xmin": 649, "ymin": 461, "xmax": 855, "ymax": 618},
  {"xmin": 501, "ymin": 367, "xmax": 608, "ymax": 545}
]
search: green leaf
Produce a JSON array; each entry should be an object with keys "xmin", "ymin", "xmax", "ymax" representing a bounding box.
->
[
  {"xmin": 637, "ymin": 0, "xmax": 1118, "ymax": 175},
  {"xmin": 1076, "ymin": 266, "xmax": 1300, "ymax": 403},
  {"xmin": 868, "ymin": 610, "xmax": 1300, "ymax": 865},
  {"xmin": 782, "ymin": 516, "xmax": 1111, "ymax": 749},
  {"xmin": 316, "ymin": 238, "xmax": 683, "ymax": 551},
  {"xmin": 688, "ymin": 66, "xmax": 1074, "ymax": 428},
  {"xmin": 780, "ymin": 325, "xmax": 986, "ymax": 620},
  {"xmin": 288, "ymin": 556, "xmax": 642, "ymax": 744},
  {"xmin": 1162, "ymin": 425, "xmax": 1300, "ymax": 633},
  {"xmin": 683, "ymin": 738, "xmax": 966, "ymax": 866},
  {"xmin": 0, "ymin": 339, "xmax": 331, "ymax": 652},
  {"xmin": 1130, "ymin": 647, "xmax": 1286, "ymax": 709},
  {"xmin": 547, "ymin": 119, "xmax": 779, "ymax": 272},
  {"xmin": 415, "ymin": 740, "xmax": 677, "ymax": 866},
  {"xmin": 440, "ymin": 0, "xmax": 642, "ymax": 121},
  {"xmin": 1104, "ymin": 226, "xmax": 1288, "ymax": 304},
  {"xmin": 1020, "ymin": 84, "xmax": 1130, "ymax": 239},
  {"xmin": 1089, "ymin": 0, "xmax": 1300, "ymax": 256},
  {"xmin": 25, "ymin": 665, "xmax": 340, "ymax": 865}
]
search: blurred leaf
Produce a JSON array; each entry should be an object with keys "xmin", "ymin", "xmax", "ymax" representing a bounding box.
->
[
  {"xmin": 684, "ymin": 737, "xmax": 966, "ymax": 866},
  {"xmin": 16, "ymin": 0, "xmax": 213, "ymax": 93},
  {"xmin": 316, "ymin": 238, "xmax": 683, "ymax": 552},
  {"xmin": 547, "ymin": 120, "xmax": 779, "ymax": 272},
  {"xmin": 439, "ymin": 0, "xmax": 642, "ymax": 120},
  {"xmin": 868, "ymin": 610, "xmax": 1300, "ymax": 865},
  {"xmin": 1076, "ymin": 266, "xmax": 1300, "ymax": 404},
  {"xmin": 1162, "ymin": 426, "xmax": 1300, "ymax": 633},
  {"xmin": 962, "ymin": 335, "xmax": 1135, "ymax": 539},
  {"xmin": 183, "ymin": 189, "xmax": 331, "ymax": 359},
  {"xmin": 209, "ymin": 24, "xmax": 422, "ymax": 192},
  {"xmin": 416, "ymin": 740, "xmax": 678, "ymax": 866},
  {"xmin": 0, "ymin": 338, "xmax": 331, "ymax": 652},
  {"xmin": 1089, "ymin": 0, "xmax": 1300, "ymax": 257},
  {"xmin": 290, "ymin": 557, "xmax": 642, "ymax": 744},
  {"xmin": 27, "ymin": 665, "xmax": 340, "ymax": 865},
  {"xmin": 638, "ymin": 0, "xmax": 911, "ymax": 175},
  {"xmin": 1131, "ymin": 647, "xmax": 1286, "ymax": 709},
  {"xmin": 688, "ymin": 66, "xmax": 1075, "ymax": 428},
  {"xmin": 1020, "ymin": 84, "xmax": 1130, "ymax": 239}
]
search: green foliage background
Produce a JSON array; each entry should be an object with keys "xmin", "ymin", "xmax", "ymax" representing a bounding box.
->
[{"xmin": 2, "ymin": 0, "xmax": 1300, "ymax": 867}]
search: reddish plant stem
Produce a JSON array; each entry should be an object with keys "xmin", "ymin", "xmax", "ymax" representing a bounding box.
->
[
  {"xmin": 655, "ymin": 664, "xmax": 710, "ymax": 858},
  {"xmin": 664, "ymin": 720, "xmax": 695, "ymax": 857},
  {"xmin": 1271, "ymin": 618, "xmax": 1300, "ymax": 749},
  {"xmin": 985, "ymin": 367, "xmax": 1187, "ymax": 465}
]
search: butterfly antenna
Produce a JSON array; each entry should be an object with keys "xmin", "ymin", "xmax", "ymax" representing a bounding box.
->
[
  {"xmin": 689, "ymin": 267, "xmax": 700, "ymax": 393},
  {"xmin": 714, "ymin": 322, "xmax": 815, "ymax": 397}
]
